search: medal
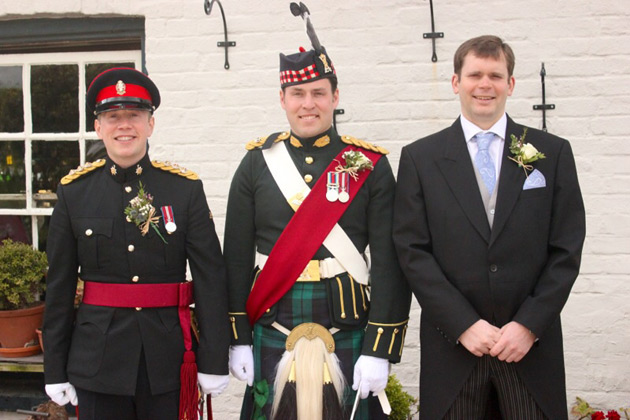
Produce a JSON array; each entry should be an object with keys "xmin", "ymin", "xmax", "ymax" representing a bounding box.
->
[
  {"xmin": 165, "ymin": 221, "xmax": 176, "ymax": 234},
  {"xmin": 326, "ymin": 172, "xmax": 339, "ymax": 202},
  {"xmin": 338, "ymin": 172, "xmax": 350, "ymax": 203},
  {"xmin": 161, "ymin": 205, "xmax": 177, "ymax": 234}
]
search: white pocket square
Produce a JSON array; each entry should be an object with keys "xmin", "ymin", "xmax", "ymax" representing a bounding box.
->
[{"xmin": 523, "ymin": 169, "xmax": 546, "ymax": 190}]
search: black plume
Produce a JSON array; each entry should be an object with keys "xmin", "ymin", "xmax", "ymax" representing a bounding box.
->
[
  {"xmin": 289, "ymin": 2, "xmax": 322, "ymax": 52},
  {"xmin": 290, "ymin": 2, "xmax": 302, "ymax": 17}
]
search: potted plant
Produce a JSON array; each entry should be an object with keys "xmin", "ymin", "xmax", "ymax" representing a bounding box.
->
[{"xmin": 0, "ymin": 238, "xmax": 48, "ymax": 357}]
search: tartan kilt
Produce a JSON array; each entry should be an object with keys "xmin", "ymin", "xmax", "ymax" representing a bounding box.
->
[{"xmin": 239, "ymin": 280, "xmax": 385, "ymax": 420}]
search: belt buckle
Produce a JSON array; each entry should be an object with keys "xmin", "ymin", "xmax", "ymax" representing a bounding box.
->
[{"xmin": 297, "ymin": 260, "xmax": 320, "ymax": 282}]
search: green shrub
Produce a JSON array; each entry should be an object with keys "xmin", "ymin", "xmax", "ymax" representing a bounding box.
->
[
  {"xmin": 386, "ymin": 374, "xmax": 419, "ymax": 420},
  {"xmin": 0, "ymin": 239, "xmax": 47, "ymax": 310}
]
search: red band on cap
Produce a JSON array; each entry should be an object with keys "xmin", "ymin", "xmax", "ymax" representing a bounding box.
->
[
  {"xmin": 280, "ymin": 64, "xmax": 321, "ymax": 86},
  {"xmin": 95, "ymin": 83, "xmax": 152, "ymax": 104}
]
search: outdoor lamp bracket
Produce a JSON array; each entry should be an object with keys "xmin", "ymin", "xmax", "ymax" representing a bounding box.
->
[
  {"xmin": 423, "ymin": 0, "xmax": 444, "ymax": 62},
  {"xmin": 533, "ymin": 62, "xmax": 556, "ymax": 132},
  {"xmin": 204, "ymin": 0, "xmax": 236, "ymax": 70}
]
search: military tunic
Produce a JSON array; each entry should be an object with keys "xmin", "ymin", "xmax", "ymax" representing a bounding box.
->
[
  {"xmin": 224, "ymin": 127, "xmax": 411, "ymax": 419},
  {"xmin": 43, "ymin": 153, "xmax": 230, "ymax": 396}
]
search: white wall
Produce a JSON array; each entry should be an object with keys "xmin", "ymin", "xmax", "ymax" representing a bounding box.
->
[{"xmin": 2, "ymin": 0, "xmax": 629, "ymax": 417}]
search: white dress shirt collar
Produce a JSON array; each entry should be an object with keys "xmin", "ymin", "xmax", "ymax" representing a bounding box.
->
[
  {"xmin": 460, "ymin": 114, "xmax": 507, "ymax": 177},
  {"xmin": 460, "ymin": 113, "xmax": 508, "ymax": 143}
]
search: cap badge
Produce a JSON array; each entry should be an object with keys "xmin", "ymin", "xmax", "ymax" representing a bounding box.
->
[
  {"xmin": 319, "ymin": 54, "xmax": 332, "ymax": 74},
  {"xmin": 116, "ymin": 80, "xmax": 126, "ymax": 96}
]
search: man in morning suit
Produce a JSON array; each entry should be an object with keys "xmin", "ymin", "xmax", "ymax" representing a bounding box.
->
[
  {"xmin": 223, "ymin": 4, "xmax": 411, "ymax": 419},
  {"xmin": 393, "ymin": 35, "xmax": 586, "ymax": 419},
  {"xmin": 43, "ymin": 68, "xmax": 230, "ymax": 419}
]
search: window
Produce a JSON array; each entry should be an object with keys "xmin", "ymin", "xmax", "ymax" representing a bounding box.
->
[{"xmin": 0, "ymin": 17, "xmax": 144, "ymax": 249}]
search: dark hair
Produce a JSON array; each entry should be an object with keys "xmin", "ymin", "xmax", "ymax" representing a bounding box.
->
[
  {"xmin": 453, "ymin": 35, "xmax": 515, "ymax": 78},
  {"xmin": 328, "ymin": 76, "xmax": 338, "ymax": 93}
]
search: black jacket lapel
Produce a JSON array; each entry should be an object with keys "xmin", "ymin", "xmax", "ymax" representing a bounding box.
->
[
  {"xmin": 436, "ymin": 119, "xmax": 492, "ymax": 243},
  {"xmin": 490, "ymin": 116, "xmax": 527, "ymax": 246}
]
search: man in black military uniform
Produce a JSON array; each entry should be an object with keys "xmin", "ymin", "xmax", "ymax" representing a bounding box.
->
[
  {"xmin": 43, "ymin": 68, "xmax": 230, "ymax": 419},
  {"xmin": 224, "ymin": 6, "xmax": 411, "ymax": 419}
]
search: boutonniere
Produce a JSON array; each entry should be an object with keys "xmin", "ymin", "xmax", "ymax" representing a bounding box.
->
[
  {"xmin": 508, "ymin": 128, "xmax": 545, "ymax": 177},
  {"xmin": 124, "ymin": 182, "xmax": 168, "ymax": 244},
  {"xmin": 335, "ymin": 150, "xmax": 374, "ymax": 181}
]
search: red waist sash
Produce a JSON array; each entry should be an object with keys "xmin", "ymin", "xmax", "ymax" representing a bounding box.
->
[
  {"xmin": 82, "ymin": 281, "xmax": 193, "ymax": 308},
  {"xmin": 82, "ymin": 281, "xmax": 202, "ymax": 420}
]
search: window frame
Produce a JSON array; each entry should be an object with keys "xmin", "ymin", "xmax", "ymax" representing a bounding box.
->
[{"xmin": 0, "ymin": 50, "xmax": 142, "ymax": 247}]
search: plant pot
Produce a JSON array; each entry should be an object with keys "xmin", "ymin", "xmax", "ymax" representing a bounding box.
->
[
  {"xmin": 0, "ymin": 303, "xmax": 44, "ymax": 356},
  {"xmin": 36, "ymin": 328, "xmax": 44, "ymax": 352}
]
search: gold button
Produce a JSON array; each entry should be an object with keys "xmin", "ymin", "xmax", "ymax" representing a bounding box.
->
[
  {"xmin": 85, "ymin": 229, "xmax": 93, "ymax": 236},
  {"xmin": 305, "ymin": 156, "xmax": 314, "ymax": 164},
  {"xmin": 125, "ymin": 186, "xmax": 132, "ymax": 193},
  {"xmin": 135, "ymin": 307, "xmax": 142, "ymax": 311},
  {"xmin": 128, "ymin": 245, "xmax": 135, "ymax": 252},
  {"xmin": 132, "ymin": 276, "xmax": 139, "ymax": 282},
  {"xmin": 304, "ymin": 174, "xmax": 313, "ymax": 183}
]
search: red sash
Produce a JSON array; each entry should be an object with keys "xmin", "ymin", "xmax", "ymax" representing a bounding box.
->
[
  {"xmin": 245, "ymin": 146, "xmax": 383, "ymax": 325},
  {"xmin": 82, "ymin": 281, "xmax": 208, "ymax": 420}
]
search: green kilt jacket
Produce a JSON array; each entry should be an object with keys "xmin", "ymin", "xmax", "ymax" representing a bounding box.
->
[
  {"xmin": 224, "ymin": 127, "xmax": 412, "ymax": 418},
  {"xmin": 43, "ymin": 153, "xmax": 230, "ymax": 396}
]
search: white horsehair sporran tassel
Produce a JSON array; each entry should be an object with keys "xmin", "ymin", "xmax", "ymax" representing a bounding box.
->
[{"xmin": 271, "ymin": 323, "xmax": 345, "ymax": 420}]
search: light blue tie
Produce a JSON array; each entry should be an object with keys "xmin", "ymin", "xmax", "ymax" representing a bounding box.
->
[{"xmin": 474, "ymin": 132, "xmax": 496, "ymax": 193}]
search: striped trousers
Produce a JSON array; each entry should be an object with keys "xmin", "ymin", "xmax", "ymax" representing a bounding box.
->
[{"xmin": 444, "ymin": 355, "xmax": 547, "ymax": 420}]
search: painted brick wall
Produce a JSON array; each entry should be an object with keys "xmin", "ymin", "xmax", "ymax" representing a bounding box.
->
[{"xmin": 2, "ymin": 0, "xmax": 629, "ymax": 417}]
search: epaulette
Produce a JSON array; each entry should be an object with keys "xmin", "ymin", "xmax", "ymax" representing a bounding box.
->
[
  {"xmin": 245, "ymin": 131, "xmax": 290, "ymax": 150},
  {"xmin": 60, "ymin": 159, "xmax": 106, "ymax": 185},
  {"xmin": 151, "ymin": 160, "xmax": 199, "ymax": 180},
  {"xmin": 341, "ymin": 135, "xmax": 389, "ymax": 155}
]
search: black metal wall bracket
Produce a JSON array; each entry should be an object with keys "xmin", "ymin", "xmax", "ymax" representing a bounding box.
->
[
  {"xmin": 204, "ymin": 0, "xmax": 236, "ymax": 70},
  {"xmin": 333, "ymin": 109, "xmax": 345, "ymax": 131},
  {"xmin": 533, "ymin": 62, "xmax": 555, "ymax": 132},
  {"xmin": 423, "ymin": 0, "xmax": 444, "ymax": 62}
]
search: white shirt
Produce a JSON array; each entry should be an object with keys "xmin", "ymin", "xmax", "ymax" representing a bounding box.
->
[{"xmin": 460, "ymin": 113, "xmax": 507, "ymax": 178}]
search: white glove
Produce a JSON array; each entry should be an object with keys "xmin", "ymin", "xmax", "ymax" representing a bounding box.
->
[
  {"xmin": 45, "ymin": 382, "xmax": 78, "ymax": 406},
  {"xmin": 352, "ymin": 355, "xmax": 390, "ymax": 399},
  {"xmin": 197, "ymin": 373, "xmax": 229, "ymax": 397},
  {"xmin": 229, "ymin": 345, "xmax": 254, "ymax": 386}
]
